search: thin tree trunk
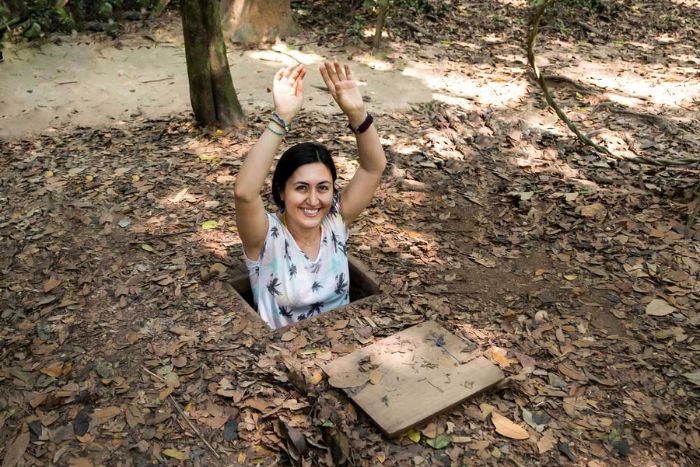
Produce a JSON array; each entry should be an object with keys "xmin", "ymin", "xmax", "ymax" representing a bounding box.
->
[
  {"xmin": 181, "ymin": 0, "xmax": 216, "ymax": 124},
  {"xmin": 181, "ymin": 0, "xmax": 244, "ymax": 127},
  {"xmin": 202, "ymin": 0, "xmax": 244, "ymax": 127},
  {"xmin": 373, "ymin": 0, "xmax": 390, "ymax": 52}
]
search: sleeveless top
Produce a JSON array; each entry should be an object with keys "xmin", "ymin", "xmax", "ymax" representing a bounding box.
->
[{"xmin": 245, "ymin": 197, "xmax": 350, "ymax": 329}]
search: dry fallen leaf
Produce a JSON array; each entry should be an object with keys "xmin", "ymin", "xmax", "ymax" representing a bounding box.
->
[
  {"xmin": 327, "ymin": 371, "xmax": 370, "ymax": 389},
  {"xmin": 280, "ymin": 331, "xmax": 297, "ymax": 342},
  {"xmin": 537, "ymin": 429, "xmax": 556, "ymax": 453},
  {"xmin": 93, "ymin": 406, "xmax": 121, "ymax": 424},
  {"xmin": 369, "ymin": 368, "xmax": 383, "ymax": 385},
  {"xmin": 489, "ymin": 346, "xmax": 513, "ymax": 368},
  {"xmin": 491, "ymin": 412, "xmax": 529, "ymax": 440},
  {"xmin": 645, "ymin": 298, "xmax": 676, "ymax": 316},
  {"xmin": 2, "ymin": 431, "xmax": 30, "ymax": 467},
  {"xmin": 309, "ymin": 371, "xmax": 323, "ymax": 384},
  {"xmin": 40, "ymin": 361, "xmax": 64, "ymax": 378},
  {"xmin": 43, "ymin": 277, "xmax": 62, "ymax": 293}
]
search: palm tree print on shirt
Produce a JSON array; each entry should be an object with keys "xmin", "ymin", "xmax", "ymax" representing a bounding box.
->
[
  {"xmin": 289, "ymin": 263, "xmax": 297, "ymax": 277},
  {"xmin": 308, "ymin": 301, "xmax": 324, "ymax": 317},
  {"xmin": 307, "ymin": 260, "xmax": 322, "ymax": 274},
  {"xmin": 267, "ymin": 275, "xmax": 281, "ymax": 296},
  {"xmin": 278, "ymin": 305, "xmax": 292, "ymax": 318},
  {"xmin": 284, "ymin": 240, "xmax": 291, "ymax": 261},
  {"xmin": 271, "ymin": 226, "xmax": 279, "ymax": 239},
  {"xmin": 335, "ymin": 273, "xmax": 348, "ymax": 297},
  {"xmin": 311, "ymin": 281, "xmax": 322, "ymax": 293}
]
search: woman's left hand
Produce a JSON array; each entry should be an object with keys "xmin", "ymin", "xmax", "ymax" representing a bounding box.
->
[{"xmin": 319, "ymin": 62, "xmax": 367, "ymax": 128}]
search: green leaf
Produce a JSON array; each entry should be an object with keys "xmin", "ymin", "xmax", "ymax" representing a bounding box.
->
[
  {"xmin": 162, "ymin": 448, "xmax": 189, "ymax": 460},
  {"xmin": 522, "ymin": 408, "xmax": 547, "ymax": 432},
  {"xmin": 202, "ymin": 220, "xmax": 219, "ymax": 230},
  {"xmin": 407, "ymin": 429, "xmax": 420, "ymax": 443},
  {"xmin": 321, "ymin": 420, "xmax": 335, "ymax": 428},
  {"xmin": 426, "ymin": 434, "xmax": 451, "ymax": 449},
  {"xmin": 141, "ymin": 244, "xmax": 155, "ymax": 252},
  {"xmin": 94, "ymin": 360, "xmax": 113, "ymax": 378}
]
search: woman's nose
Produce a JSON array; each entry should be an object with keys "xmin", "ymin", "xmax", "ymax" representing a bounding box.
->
[{"xmin": 308, "ymin": 190, "xmax": 318, "ymax": 204}]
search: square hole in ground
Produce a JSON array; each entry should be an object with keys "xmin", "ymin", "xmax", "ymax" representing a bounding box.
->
[{"xmin": 231, "ymin": 254, "xmax": 381, "ymax": 329}]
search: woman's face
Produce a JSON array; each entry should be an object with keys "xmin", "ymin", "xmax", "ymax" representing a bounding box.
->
[{"xmin": 281, "ymin": 162, "xmax": 334, "ymax": 231}]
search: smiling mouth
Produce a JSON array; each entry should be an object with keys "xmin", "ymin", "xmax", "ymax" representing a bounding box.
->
[{"xmin": 301, "ymin": 208, "xmax": 321, "ymax": 217}]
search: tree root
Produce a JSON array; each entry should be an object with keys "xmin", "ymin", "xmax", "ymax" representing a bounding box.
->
[
  {"xmin": 526, "ymin": 70, "xmax": 601, "ymax": 94},
  {"xmin": 527, "ymin": 0, "xmax": 700, "ymax": 168},
  {"xmin": 593, "ymin": 101, "xmax": 676, "ymax": 132}
]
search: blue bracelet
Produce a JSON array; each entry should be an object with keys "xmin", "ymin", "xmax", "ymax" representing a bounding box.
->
[
  {"xmin": 272, "ymin": 113, "xmax": 291, "ymax": 132},
  {"xmin": 267, "ymin": 124, "xmax": 285, "ymax": 136}
]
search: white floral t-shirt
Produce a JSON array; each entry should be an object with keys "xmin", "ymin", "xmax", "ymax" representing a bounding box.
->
[{"xmin": 245, "ymin": 198, "xmax": 350, "ymax": 329}]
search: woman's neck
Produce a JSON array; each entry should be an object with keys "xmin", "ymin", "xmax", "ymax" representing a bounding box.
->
[{"xmin": 283, "ymin": 213, "xmax": 321, "ymax": 246}]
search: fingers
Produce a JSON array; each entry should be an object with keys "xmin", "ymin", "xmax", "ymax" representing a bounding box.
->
[
  {"xmin": 319, "ymin": 63, "xmax": 336, "ymax": 96},
  {"xmin": 333, "ymin": 62, "xmax": 345, "ymax": 81},
  {"xmin": 319, "ymin": 61, "xmax": 354, "ymax": 83},
  {"xmin": 295, "ymin": 68, "xmax": 307, "ymax": 96},
  {"xmin": 276, "ymin": 64, "xmax": 305, "ymax": 82}
]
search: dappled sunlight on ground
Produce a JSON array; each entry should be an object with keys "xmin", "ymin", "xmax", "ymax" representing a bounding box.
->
[{"xmin": 402, "ymin": 66, "xmax": 529, "ymax": 109}]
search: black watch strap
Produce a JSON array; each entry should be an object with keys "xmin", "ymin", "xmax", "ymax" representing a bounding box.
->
[{"xmin": 350, "ymin": 113, "xmax": 373, "ymax": 134}]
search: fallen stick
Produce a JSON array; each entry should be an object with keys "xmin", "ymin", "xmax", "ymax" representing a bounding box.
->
[
  {"xmin": 141, "ymin": 76, "xmax": 173, "ymax": 84},
  {"xmin": 170, "ymin": 395, "xmax": 221, "ymax": 459},
  {"xmin": 141, "ymin": 367, "xmax": 220, "ymax": 459}
]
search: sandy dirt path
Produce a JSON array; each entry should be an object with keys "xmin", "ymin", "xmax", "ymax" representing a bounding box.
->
[{"xmin": 0, "ymin": 37, "xmax": 433, "ymax": 139}]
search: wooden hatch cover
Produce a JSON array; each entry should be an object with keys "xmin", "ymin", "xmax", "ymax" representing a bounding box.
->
[{"xmin": 323, "ymin": 321, "xmax": 504, "ymax": 437}]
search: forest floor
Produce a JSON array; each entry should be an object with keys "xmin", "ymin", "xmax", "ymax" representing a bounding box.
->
[{"xmin": 1, "ymin": 1, "xmax": 700, "ymax": 466}]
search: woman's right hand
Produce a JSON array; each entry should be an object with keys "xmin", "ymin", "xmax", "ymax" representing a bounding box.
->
[{"xmin": 272, "ymin": 64, "xmax": 306, "ymax": 123}]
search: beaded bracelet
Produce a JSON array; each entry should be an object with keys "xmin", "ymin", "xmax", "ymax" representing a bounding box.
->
[
  {"xmin": 267, "ymin": 124, "xmax": 285, "ymax": 136},
  {"xmin": 272, "ymin": 113, "xmax": 291, "ymax": 132}
]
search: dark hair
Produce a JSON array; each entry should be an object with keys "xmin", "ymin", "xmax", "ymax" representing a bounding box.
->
[{"xmin": 272, "ymin": 142, "xmax": 337, "ymax": 209}]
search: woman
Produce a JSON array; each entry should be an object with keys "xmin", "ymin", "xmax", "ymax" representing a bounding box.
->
[{"xmin": 234, "ymin": 62, "xmax": 386, "ymax": 329}]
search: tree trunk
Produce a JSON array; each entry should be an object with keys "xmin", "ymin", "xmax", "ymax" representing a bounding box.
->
[
  {"xmin": 221, "ymin": 0, "xmax": 295, "ymax": 44},
  {"xmin": 372, "ymin": 0, "xmax": 391, "ymax": 52},
  {"xmin": 181, "ymin": 0, "xmax": 244, "ymax": 128}
]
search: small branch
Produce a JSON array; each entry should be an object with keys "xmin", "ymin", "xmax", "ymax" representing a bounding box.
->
[
  {"xmin": 142, "ymin": 366, "xmax": 165, "ymax": 382},
  {"xmin": 526, "ymin": 0, "xmax": 700, "ymax": 168},
  {"xmin": 141, "ymin": 76, "xmax": 173, "ymax": 84},
  {"xmin": 574, "ymin": 20, "xmax": 609, "ymax": 39},
  {"xmin": 141, "ymin": 367, "xmax": 220, "ymax": 459},
  {"xmin": 170, "ymin": 396, "xmax": 221, "ymax": 460}
]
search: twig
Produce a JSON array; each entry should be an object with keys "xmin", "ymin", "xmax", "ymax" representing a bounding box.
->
[
  {"xmin": 58, "ymin": 80, "xmax": 78, "ymax": 85},
  {"xmin": 170, "ymin": 395, "xmax": 221, "ymax": 459},
  {"xmin": 526, "ymin": 0, "xmax": 700, "ymax": 168},
  {"xmin": 574, "ymin": 20, "xmax": 608, "ymax": 39},
  {"xmin": 141, "ymin": 76, "xmax": 173, "ymax": 84},
  {"xmin": 141, "ymin": 367, "xmax": 220, "ymax": 459},
  {"xmin": 142, "ymin": 366, "xmax": 164, "ymax": 382},
  {"xmin": 145, "ymin": 228, "xmax": 197, "ymax": 239}
]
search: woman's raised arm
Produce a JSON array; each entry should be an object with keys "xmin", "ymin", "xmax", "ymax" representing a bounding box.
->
[
  {"xmin": 319, "ymin": 62, "xmax": 386, "ymax": 225},
  {"xmin": 234, "ymin": 64, "xmax": 306, "ymax": 260}
]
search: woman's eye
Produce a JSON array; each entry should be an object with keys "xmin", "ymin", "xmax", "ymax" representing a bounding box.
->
[
  {"xmin": 319, "ymin": 185, "xmax": 329, "ymax": 192},
  {"xmin": 296, "ymin": 186, "xmax": 307, "ymax": 192}
]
